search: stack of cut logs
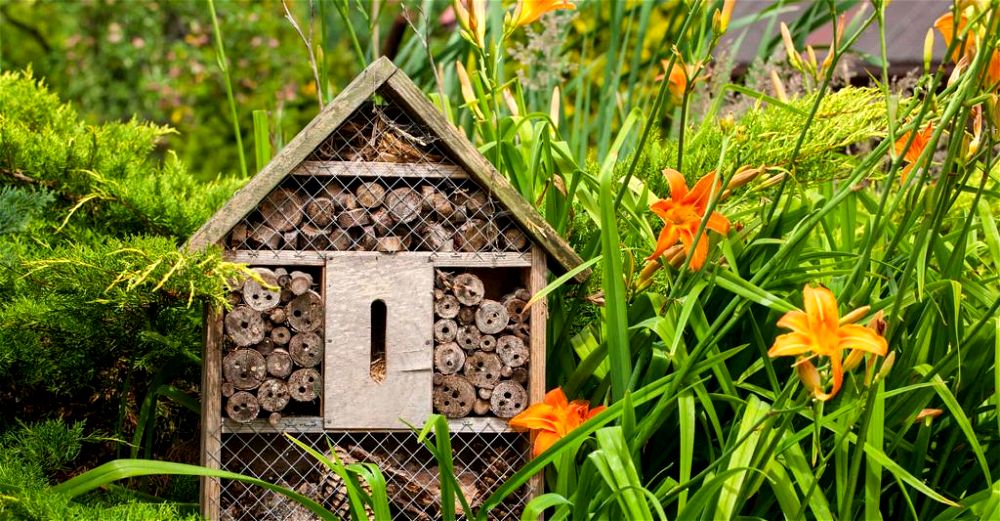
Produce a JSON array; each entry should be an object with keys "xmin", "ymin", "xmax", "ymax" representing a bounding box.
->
[
  {"xmin": 222, "ymin": 267, "xmax": 323, "ymax": 424},
  {"xmin": 228, "ymin": 180, "xmax": 529, "ymax": 253},
  {"xmin": 432, "ymin": 270, "xmax": 531, "ymax": 419}
]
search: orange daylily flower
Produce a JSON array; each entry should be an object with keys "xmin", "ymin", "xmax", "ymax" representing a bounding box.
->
[
  {"xmin": 508, "ymin": 387, "xmax": 605, "ymax": 456},
  {"xmin": 656, "ymin": 58, "xmax": 700, "ymax": 101},
  {"xmin": 934, "ymin": 11, "xmax": 976, "ymax": 63},
  {"xmin": 769, "ymin": 285, "xmax": 888, "ymax": 401},
  {"xmin": 986, "ymin": 50, "xmax": 1000, "ymax": 90},
  {"xmin": 893, "ymin": 123, "xmax": 933, "ymax": 183},
  {"xmin": 646, "ymin": 169, "xmax": 730, "ymax": 271},
  {"xmin": 511, "ymin": 0, "xmax": 576, "ymax": 28}
]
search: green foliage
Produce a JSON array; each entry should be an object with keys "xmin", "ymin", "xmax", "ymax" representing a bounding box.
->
[
  {"xmin": 0, "ymin": 187, "xmax": 54, "ymax": 235},
  {"xmin": 1, "ymin": 419, "xmax": 88, "ymax": 473}
]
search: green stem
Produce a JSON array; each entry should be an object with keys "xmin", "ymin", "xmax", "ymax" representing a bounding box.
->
[{"xmin": 207, "ymin": 0, "xmax": 248, "ymax": 178}]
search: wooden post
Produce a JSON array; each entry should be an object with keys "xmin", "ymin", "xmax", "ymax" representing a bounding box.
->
[
  {"xmin": 528, "ymin": 244, "xmax": 548, "ymax": 501},
  {"xmin": 200, "ymin": 305, "xmax": 223, "ymax": 520}
]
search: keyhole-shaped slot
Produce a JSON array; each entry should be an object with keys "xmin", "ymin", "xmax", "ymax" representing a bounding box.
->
[{"xmin": 370, "ymin": 299, "xmax": 387, "ymax": 383}]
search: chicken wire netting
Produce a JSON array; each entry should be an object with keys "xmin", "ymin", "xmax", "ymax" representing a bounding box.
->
[
  {"xmin": 212, "ymin": 427, "xmax": 530, "ymax": 521},
  {"xmin": 225, "ymin": 101, "xmax": 530, "ymax": 259}
]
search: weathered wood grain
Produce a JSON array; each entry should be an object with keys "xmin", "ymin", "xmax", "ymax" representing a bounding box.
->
[
  {"xmin": 295, "ymin": 160, "xmax": 467, "ymax": 179},
  {"xmin": 200, "ymin": 306, "xmax": 222, "ymax": 520},
  {"xmin": 324, "ymin": 255, "xmax": 433, "ymax": 429}
]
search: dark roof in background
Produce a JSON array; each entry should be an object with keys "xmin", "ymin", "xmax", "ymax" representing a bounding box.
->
[{"xmin": 724, "ymin": 0, "xmax": 950, "ymax": 71}]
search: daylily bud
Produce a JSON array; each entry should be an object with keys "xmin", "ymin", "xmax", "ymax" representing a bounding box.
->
[
  {"xmin": 456, "ymin": 61, "xmax": 484, "ymax": 120},
  {"xmin": 727, "ymin": 165, "xmax": 763, "ymax": 190},
  {"xmin": 720, "ymin": 112, "xmax": 735, "ymax": 134},
  {"xmin": 665, "ymin": 244, "xmax": 687, "ymax": 268},
  {"xmin": 454, "ymin": 0, "xmax": 487, "ymax": 48},
  {"xmin": 923, "ymin": 28, "xmax": 935, "ymax": 73},
  {"xmin": 780, "ymin": 23, "xmax": 802, "ymax": 70},
  {"xmin": 502, "ymin": 88, "xmax": 520, "ymax": 117},
  {"xmin": 948, "ymin": 55, "xmax": 968, "ymax": 87},
  {"xmin": 638, "ymin": 259, "xmax": 661, "ymax": 285},
  {"xmin": 712, "ymin": 0, "xmax": 735, "ymax": 35},
  {"xmin": 758, "ymin": 172, "xmax": 787, "ymax": 189},
  {"xmin": 965, "ymin": 104, "xmax": 983, "ymax": 160},
  {"xmin": 915, "ymin": 408, "xmax": 944, "ymax": 423},
  {"xmin": 875, "ymin": 351, "xmax": 896, "ymax": 382},
  {"xmin": 770, "ymin": 70, "xmax": 788, "ymax": 102},
  {"xmin": 843, "ymin": 349, "xmax": 866, "ymax": 372},
  {"xmin": 839, "ymin": 305, "xmax": 871, "ymax": 325},
  {"xmin": 868, "ymin": 310, "xmax": 887, "ymax": 336},
  {"xmin": 795, "ymin": 358, "xmax": 823, "ymax": 398},
  {"xmin": 988, "ymin": 95, "xmax": 1000, "ymax": 132}
]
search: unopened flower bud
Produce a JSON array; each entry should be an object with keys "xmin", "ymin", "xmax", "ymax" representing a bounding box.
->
[
  {"xmin": 727, "ymin": 165, "xmax": 763, "ymax": 190},
  {"xmin": 875, "ymin": 351, "xmax": 896, "ymax": 382},
  {"xmin": 843, "ymin": 349, "xmax": 866, "ymax": 372},
  {"xmin": 720, "ymin": 113, "xmax": 735, "ymax": 134},
  {"xmin": 780, "ymin": 23, "xmax": 802, "ymax": 70},
  {"xmin": 712, "ymin": 0, "xmax": 735, "ymax": 35},
  {"xmin": 795, "ymin": 358, "xmax": 823, "ymax": 398},
  {"xmin": 868, "ymin": 310, "xmax": 887, "ymax": 336},
  {"xmin": 839, "ymin": 305, "xmax": 871, "ymax": 325},
  {"xmin": 923, "ymin": 28, "xmax": 935, "ymax": 73}
]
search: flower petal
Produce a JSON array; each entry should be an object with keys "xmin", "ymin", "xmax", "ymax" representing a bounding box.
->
[
  {"xmin": 685, "ymin": 172, "xmax": 721, "ymax": 210},
  {"xmin": 768, "ymin": 332, "xmax": 816, "ymax": 358},
  {"xmin": 837, "ymin": 324, "xmax": 888, "ymax": 356},
  {"xmin": 706, "ymin": 211, "xmax": 731, "ymax": 235},
  {"xmin": 776, "ymin": 310, "xmax": 810, "ymax": 334},
  {"xmin": 543, "ymin": 387, "xmax": 570, "ymax": 408},
  {"xmin": 645, "ymin": 224, "xmax": 680, "ymax": 261},
  {"xmin": 662, "ymin": 168, "xmax": 688, "ymax": 200},
  {"xmin": 803, "ymin": 285, "xmax": 839, "ymax": 331},
  {"xmin": 508, "ymin": 403, "xmax": 559, "ymax": 431},
  {"xmin": 532, "ymin": 431, "xmax": 562, "ymax": 457},
  {"xmin": 687, "ymin": 234, "xmax": 709, "ymax": 270}
]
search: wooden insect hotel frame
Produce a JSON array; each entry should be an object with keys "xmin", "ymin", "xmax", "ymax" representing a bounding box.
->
[{"xmin": 188, "ymin": 57, "xmax": 586, "ymax": 520}]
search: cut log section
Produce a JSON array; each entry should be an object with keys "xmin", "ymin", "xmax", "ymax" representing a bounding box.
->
[
  {"xmin": 281, "ymin": 230, "xmax": 299, "ymax": 249},
  {"xmin": 252, "ymin": 338, "xmax": 275, "ymax": 356},
  {"xmin": 502, "ymin": 228, "xmax": 528, "ymax": 251},
  {"xmin": 259, "ymin": 188, "xmax": 304, "ymax": 232},
  {"xmin": 269, "ymin": 307, "xmax": 287, "ymax": 324},
  {"xmin": 497, "ymin": 335, "xmax": 529, "ymax": 368},
  {"xmin": 270, "ymin": 326, "xmax": 291, "ymax": 345},
  {"xmin": 322, "ymin": 183, "xmax": 357, "ymax": 210},
  {"xmin": 423, "ymin": 223, "xmax": 454, "ymax": 252},
  {"xmin": 354, "ymin": 226, "xmax": 377, "ymax": 251},
  {"xmin": 355, "ymin": 182, "xmax": 386, "ymax": 208},
  {"xmin": 384, "ymin": 187, "xmax": 422, "ymax": 223},
  {"xmin": 490, "ymin": 381, "xmax": 528, "ymax": 418},
  {"xmin": 508, "ymin": 320, "xmax": 531, "ymax": 340},
  {"xmin": 421, "ymin": 187, "xmax": 455, "ymax": 218},
  {"xmin": 248, "ymin": 225, "xmax": 281, "ymax": 249},
  {"xmin": 225, "ymin": 306, "xmax": 266, "ymax": 347},
  {"xmin": 479, "ymin": 335, "xmax": 496, "ymax": 352},
  {"xmin": 452, "ymin": 273, "xmax": 485, "ymax": 306},
  {"xmin": 223, "ymin": 349, "xmax": 267, "ymax": 390},
  {"xmin": 376, "ymin": 235, "xmax": 407, "ymax": 253},
  {"xmin": 226, "ymin": 391, "xmax": 260, "ymax": 423},
  {"xmin": 289, "ymin": 332, "xmax": 323, "ymax": 367},
  {"xmin": 243, "ymin": 267, "xmax": 280, "ymax": 311},
  {"xmin": 434, "ymin": 342, "xmax": 466, "ymax": 375},
  {"xmin": 511, "ymin": 367, "xmax": 528, "ymax": 384},
  {"xmin": 433, "ymin": 319, "xmax": 458, "ymax": 343},
  {"xmin": 456, "ymin": 325, "xmax": 482, "ymax": 351},
  {"xmin": 475, "ymin": 300, "xmax": 509, "ymax": 334},
  {"xmin": 434, "ymin": 295, "xmax": 460, "ymax": 319},
  {"xmin": 304, "ymin": 197, "xmax": 336, "ymax": 228},
  {"xmin": 455, "ymin": 219, "xmax": 499, "ymax": 252},
  {"xmin": 289, "ymin": 368, "xmax": 321, "ymax": 401},
  {"xmin": 268, "ymin": 412, "xmax": 282, "ymax": 427},
  {"xmin": 257, "ymin": 378, "xmax": 291, "ymax": 412},
  {"xmin": 432, "ymin": 375, "xmax": 475, "ymax": 418},
  {"xmin": 229, "ymin": 223, "xmax": 248, "ymax": 248},
  {"xmin": 463, "ymin": 352, "xmax": 503, "ymax": 389},
  {"xmin": 478, "ymin": 387, "xmax": 492, "ymax": 400},
  {"xmin": 473, "ymin": 399, "xmax": 491, "ymax": 416},
  {"xmin": 329, "ymin": 229, "xmax": 353, "ymax": 250},
  {"xmin": 287, "ymin": 291, "xmax": 323, "ymax": 332},
  {"xmin": 288, "ymin": 271, "xmax": 314, "ymax": 296},
  {"xmin": 457, "ymin": 306, "xmax": 476, "ymax": 325},
  {"xmin": 300, "ymin": 224, "xmax": 331, "ymax": 250},
  {"xmin": 502, "ymin": 297, "xmax": 528, "ymax": 323},
  {"xmin": 337, "ymin": 208, "xmax": 371, "ymax": 229},
  {"xmin": 221, "ymin": 382, "xmax": 235, "ymax": 398},
  {"xmin": 266, "ymin": 349, "xmax": 293, "ymax": 378},
  {"xmin": 370, "ymin": 207, "xmax": 396, "ymax": 236}
]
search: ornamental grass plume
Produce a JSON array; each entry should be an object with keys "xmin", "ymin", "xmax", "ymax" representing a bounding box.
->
[
  {"xmin": 510, "ymin": 0, "xmax": 576, "ymax": 29},
  {"xmin": 893, "ymin": 122, "xmax": 934, "ymax": 183},
  {"xmin": 769, "ymin": 285, "xmax": 888, "ymax": 401},
  {"xmin": 508, "ymin": 387, "xmax": 605, "ymax": 456},
  {"xmin": 646, "ymin": 169, "xmax": 730, "ymax": 271}
]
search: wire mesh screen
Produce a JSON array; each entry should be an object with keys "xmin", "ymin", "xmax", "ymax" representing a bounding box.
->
[
  {"xmin": 225, "ymin": 102, "xmax": 529, "ymax": 259},
  {"xmin": 215, "ymin": 428, "xmax": 530, "ymax": 521}
]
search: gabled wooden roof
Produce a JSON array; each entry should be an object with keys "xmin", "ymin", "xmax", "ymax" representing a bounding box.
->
[{"xmin": 187, "ymin": 56, "xmax": 587, "ymax": 281}]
